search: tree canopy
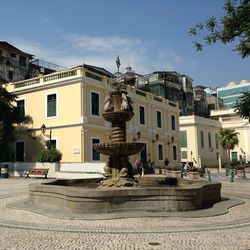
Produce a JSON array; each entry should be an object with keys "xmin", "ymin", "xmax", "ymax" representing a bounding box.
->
[
  {"xmin": 234, "ymin": 92, "xmax": 250, "ymax": 119},
  {"xmin": 218, "ymin": 128, "xmax": 239, "ymax": 166},
  {"xmin": 190, "ymin": 0, "xmax": 250, "ymax": 58},
  {"xmin": 0, "ymin": 85, "xmax": 31, "ymax": 161}
]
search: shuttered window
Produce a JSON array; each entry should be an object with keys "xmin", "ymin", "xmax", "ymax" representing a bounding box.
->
[{"xmin": 47, "ymin": 94, "xmax": 57, "ymax": 117}]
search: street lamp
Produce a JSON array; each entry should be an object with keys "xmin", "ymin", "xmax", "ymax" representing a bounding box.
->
[
  {"xmin": 41, "ymin": 124, "xmax": 52, "ymax": 149},
  {"xmin": 152, "ymin": 134, "xmax": 159, "ymax": 143},
  {"xmin": 133, "ymin": 131, "xmax": 141, "ymax": 141}
]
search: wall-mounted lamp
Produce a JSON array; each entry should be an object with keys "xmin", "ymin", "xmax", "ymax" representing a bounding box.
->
[
  {"xmin": 167, "ymin": 136, "xmax": 174, "ymax": 144},
  {"xmin": 210, "ymin": 148, "xmax": 214, "ymax": 152},
  {"xmin": 41, "ymin": 124, "xmax": 52, "ymax": 149},
  {"xmin": 152, "ymin": 134, "xmax": 159, "ymax": 143},
  {"xmin": 133, "ymin": 131, "xmax": 141, "ymax": 141}
]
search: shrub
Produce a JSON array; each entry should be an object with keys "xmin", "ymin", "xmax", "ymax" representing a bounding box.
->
[{"xmin": 37, "ymin": 149, "xmax": 62, "ymax": 163}]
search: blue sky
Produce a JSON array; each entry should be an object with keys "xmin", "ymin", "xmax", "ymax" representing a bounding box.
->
[{"xmin": 1, "ymin": 0, "xmax": 249, "ymax": 87}]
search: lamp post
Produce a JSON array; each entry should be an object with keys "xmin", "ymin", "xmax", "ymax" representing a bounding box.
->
[
  {"xmin": 41, "ymin": 124, "xmax": 52, "ymax": 149},
  {"xmin": 152, "ymin": 134, "xmax": 159, "ymax": 143},
  {"xmin": 133, "ymin": 131, "xmax": 141, "ymax": 141}
]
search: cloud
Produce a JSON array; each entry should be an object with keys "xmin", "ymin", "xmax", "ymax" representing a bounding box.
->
[
  {"xmin": 11, "ymin": 34, "xmax": 190, "ymax": 75},
  {"xmin": 66, "ymin": 34, "xmax": 142, "ymax": 54}
]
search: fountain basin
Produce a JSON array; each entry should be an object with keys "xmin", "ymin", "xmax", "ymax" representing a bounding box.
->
[
  {"xmin": 93, "ymin": 142, "xmax": 145, "ymax": 156},
  {"xmin": 103, "ymin": 111, "xmax": 134, "ymax": 122},
  {"xmin": 27, "ymin": 177, "xmax": 221, "ymax": 214}
]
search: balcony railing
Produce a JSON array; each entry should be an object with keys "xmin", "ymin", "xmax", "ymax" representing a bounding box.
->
[{"xmin": 13, "ymin": 68, "xmax": 80, "ymax": 89}]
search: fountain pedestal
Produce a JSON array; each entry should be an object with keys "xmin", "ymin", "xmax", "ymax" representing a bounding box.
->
[{"xmin": 93, "ymin": 90, "xmax": 145, "ymax": 187}]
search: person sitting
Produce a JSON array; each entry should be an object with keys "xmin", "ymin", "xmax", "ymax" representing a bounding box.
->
[{"xmin": 137, "ymin": 161, "xmax": 144, "ymax": 177}]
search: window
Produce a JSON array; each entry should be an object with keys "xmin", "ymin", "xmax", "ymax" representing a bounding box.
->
[
  {"xmin": 8, "ymin": 70, "xmax": 13, "ymax": 80},
  {"xmin": 215, "ymin": 134, "xmax": 219, "ymax": 149},
  {"xmin": 92, "ymin": 138, "xmax": 100, "ymax": 161},
  {"xmin": 180, "ymin": 131, "xmax": 187, "ymax": 147},
  {"xmin": 16, "ymin": 100, "xmax": 25, "ymax": 117},
  {"xmin": 91, "ymin": 92, "xmax": 99, "ymax": 116},
  {"xmin": 139, "ymin": 106, "xmax": 145, "ymax": 125},
  {"xmin": 181, "ymin": 151, "xmax": 188, "ymax": 159},
  {"xmin": 10, "ymin": 52, "xmax": 16, "ymax": 58},
  {"xmin": 231, "ymin": 151, "xmax": 238, "ymax": 161},
  {"xmin": 171, "ymin": 115, "xmax": 176, "ymax": 130},
  {"xmin": 173, "ymin": 145, "xmax": 177, "ymax": 160},
  {"xmin": 47, "ymin": 93, "xmax": 57, "ymax": 117},
  {"xmin": 19, "ymin": 56, "xmax": 26, "ymax": 67},
  {"xmin": 46, "ymin": 139, "xmax": 57, "ymax": 149},
  {"xmin": 158, "ymin": 144, "xmax": 163, "ymax": 160},
  {"xmin": 157, "ymin": 111, "xmax": 161, "ymax": 128},
  {"xmin": 140, "ymin": 144, "xmax": 147, "ymax": 164},
  {"xmin": 200, "ymin": 131, "xmax": 204, "ymax": 148},
  {"xmin": 208, "ymin": 132, "xmax": 212, "ymax": 148},
  {"xmin": 16, "ymin": 141, "xmax": 24, "ymax": 162}
]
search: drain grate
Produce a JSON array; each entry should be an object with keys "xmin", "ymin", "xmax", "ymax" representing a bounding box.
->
[{"xmin": 148, "ymin": 242, "xmax": 161, "ymax": 246}]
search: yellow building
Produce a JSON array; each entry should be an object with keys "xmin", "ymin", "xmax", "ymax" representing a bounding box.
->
[
  {"xmin": 211, "ymin": 109, "xmax": 250, "ymax": 164},
  {"xmin": 180, "ymin": 111, "xmax": 250, "ymax": 167},
  {"xmin": 180, "ymin": 115, "xmax": 223, "ymax": 167},
  {"xmin": 6, "ymin": 65, "xmax": 180, "ymax": 167}
]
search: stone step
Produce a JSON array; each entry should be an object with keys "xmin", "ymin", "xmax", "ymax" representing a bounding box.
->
[{"xmin": 55, "ymin": 171, "xmax": 103, "ymax": 180}]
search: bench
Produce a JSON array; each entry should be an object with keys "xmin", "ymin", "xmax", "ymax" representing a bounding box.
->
[{"xmin": 26, "ymin": 168, "xmax": 49, "ymax": 179}]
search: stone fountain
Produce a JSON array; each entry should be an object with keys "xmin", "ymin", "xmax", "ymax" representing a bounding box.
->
[
  {"xmin": 93, "ymin": 88, "xmax": 145, "ymax": 187},
  {"xmin": 9, "ymin": 79, "xmax": 222, "ymax": 218}
]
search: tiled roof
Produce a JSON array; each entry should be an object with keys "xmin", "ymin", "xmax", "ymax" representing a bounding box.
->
[
  {"xmin": 83, "ymin": 64, "xmax": 114, "ymax": 78},
  {"xmin": 0, "ymin": 41, "xmax": 33, "ymax": 57}
]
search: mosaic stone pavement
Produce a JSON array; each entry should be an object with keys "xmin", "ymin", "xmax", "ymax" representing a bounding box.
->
[{"xmin": 0, "ymin": 175, "xmax": 249, "ymax": 250}]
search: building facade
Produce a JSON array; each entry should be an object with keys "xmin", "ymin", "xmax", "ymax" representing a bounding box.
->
[
  {"xmin": 135, "ymin": 71, "xmax": 194, "ymax": 116},
  {"xmin": 6, "ymin": 65, "xmax": 180, "ymax": 167},
  {"xmin": 180, "ymin": 115, "xmax": 222, "ymax": 167},
  {"xmin": 216, "ymin": 80, "xmax": 250, "ymax": 109},
  {"xmin": 0, "ymin": 41, "xmax": 32, "ymax": 83},
  {"xmin": 180, "ymin": 110, "xmax": 250, "ymax": 167}
]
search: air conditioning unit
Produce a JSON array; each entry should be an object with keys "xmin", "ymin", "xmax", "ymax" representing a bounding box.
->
[{"xmin": 40, "ymin": 67, "xmax": 45, "ymax": 73}]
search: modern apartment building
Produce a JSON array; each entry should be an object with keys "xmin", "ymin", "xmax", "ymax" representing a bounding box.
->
[
  {"xmin": 5, "ymin": 65, "xmax": 180, "ymax": 167},
  {"xmin": 216, "ymin": 80, "xmax": 250, "ymax": 109}
]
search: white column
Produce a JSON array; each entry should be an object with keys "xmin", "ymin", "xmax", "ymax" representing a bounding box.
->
[
  {"xmin": 198, "ymin": 155, "xmax": 202, "ymax": 168},
  {"xmin": 218, "ymin": 154, "xmax": 222, "ymax": 172}
]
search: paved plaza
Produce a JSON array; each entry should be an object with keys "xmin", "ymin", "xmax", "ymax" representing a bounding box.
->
[{"xmin": 0, "ymin": 173, "xmax": 250, "ymax": 250}]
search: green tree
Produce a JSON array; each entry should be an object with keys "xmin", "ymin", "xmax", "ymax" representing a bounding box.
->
[
  {"xmin": 218, "ymin": 128, "xmax": 239, "ymax": 167},
  {"xmin": 234, "ymin": 92, "xmax": 250, "ymax": 119},
  {"xmin": 189, "ymin": 0, "xmax": 250, "ymax": 58},
  {"xmin": 0, "ymin": 85, "xmax": 31, "ymax": 161}
]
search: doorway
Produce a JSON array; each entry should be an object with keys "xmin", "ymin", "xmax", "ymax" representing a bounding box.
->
[{"xmin": 16, "ymin": 141, "xmax": 25, "ymax": 162}]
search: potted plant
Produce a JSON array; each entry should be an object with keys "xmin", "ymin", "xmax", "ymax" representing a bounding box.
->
[
  {"xmin": 198, "ymin": 166, "xmax": 206, "ymax": 177},
  {"xmin": 189, "ymin": 166, "xmax": 200, "ymax": 179},
  {"xmin": 165, "ymin": 166, "xmax": 181, "ymax": 178}
]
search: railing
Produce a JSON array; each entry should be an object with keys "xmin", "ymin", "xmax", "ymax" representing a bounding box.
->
[
  {"xmin": 15, "ymin": 78, "xmax": 40, "ymax": 88},
  {"xmin": 13, "ymin": 68, "xmax": 79, "ymax": 89},
  {"xmin": 135, "ymin": 89, "xmax": 147, "ymax": 97},
  {"xmin": 44, "ymin": 70, "xmax": 77, "ymax": 82},
  {"xmin": 153, "ymin": 96, "xmax": 162, "ymax": 102},
  {"xmin": 169, "ymin": 101, "xmax": 177, "ymax": 107}
]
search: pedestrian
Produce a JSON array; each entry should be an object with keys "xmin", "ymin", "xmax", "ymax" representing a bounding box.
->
[
  {"xmin": 164, "ymin": 158, "xmax": 169, "ymax": 168},
  {"xmin": 184, "ymin": 162, "xmax": 190, "ymax": 177}
]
